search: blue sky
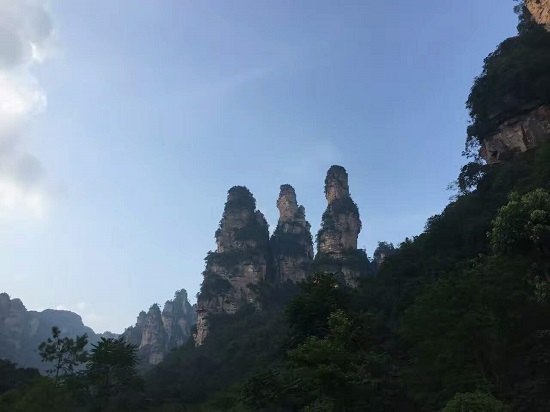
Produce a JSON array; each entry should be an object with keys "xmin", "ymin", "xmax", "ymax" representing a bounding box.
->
[{"xmin": 0, "ymin": 0, "xmax": 518, "ymax": 333}]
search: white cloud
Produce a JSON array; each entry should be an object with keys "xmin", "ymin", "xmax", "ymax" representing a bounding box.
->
[{"xmin": 0, "ymin": 0, "xmax": 56, "ymax": 220}]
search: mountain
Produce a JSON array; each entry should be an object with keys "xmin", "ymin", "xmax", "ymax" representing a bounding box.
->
[
  {"xmin": 194, "ymin": 167, "xmax": 367, "ymax": 346},
  {"xmin": 0, "ymin": 293, "xmax": 99, "ymax": 371},
  {"xmin": 4, "ymin": 3, "xmax": 550, "ymax": 410},
  {"xmin": 0, "ymin": 289, "xmax": 196, "ymax": 371},
  {"xmin": 143, "ymin": 3, "xmax": 550, "ymax": 410}
]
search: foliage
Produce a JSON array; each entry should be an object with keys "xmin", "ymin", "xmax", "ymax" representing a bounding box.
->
[
  {"xmin": 145, "ymin": 301, "xmax": 289, "ymax": 408},
  {"xmin": 0, "ymin": 359, "xmax": 40, "ymax": 396},
  {"xmin": 241, "ymin": 278, "xmax": 402, "ymax": 412},
  {"xmin": 38, "ymin": 326, "xmax": 88, "ymax": 383},
  {"xmin": 455, "ymin": 161, "xmax": 487, "ymax": 194},
  {"xmin": 234, "ymin": 220, "xmax": 269, "ymax": 246},
  {"xmin": 197, "ymin": 270, "xmax": 232, "ymax": 300},
  {"xmin": 285, "ymin": 273, "xmax": 351, "ymax": 342},
  {"xmin": 514, "ymin": 0, "xmax": 538, "ymax": 34},
  {"xmin": 86, "ymin": 337, "xmax": 143, "ymax": 411},
  {"xmin": 442, "ymin": 392, "xmax": 506, "ymax": 412},
  {"xmin": 489, "ymin": 188, "xmax": 550, "ymax": 256},
  {"xmin": 0, "ymin": 377, "xmax": 76, "ymax": 412},
  {"xmin": 271, "ymin": 228, "xmax": 312, "ymax": 258},
  {"xmin": 401, "ymin": 255, "xmax": 543, "ymax": 409},
  {"xmin": 224, "ymin": 186, "xmax": 257, "ymax": 211}
]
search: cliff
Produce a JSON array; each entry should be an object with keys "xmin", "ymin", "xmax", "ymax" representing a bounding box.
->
[
  {"xmin": 475, "ymin": 3, "xmax": 550, "ymax": 164},
  {"xmin": 122, "ymin": 289, "xmax": 195, "ymax": 366},
  {"xmin": 0, "ymin": 293, "xmax": 98, "ymax": 371},
  {"xmin": 480, "ymin": 105, "xmax": 550, "ymax": 164},
  {"xmin": 270, "ymin": 185, "xmax": 314, "ymax": 283},
  {"xmin": 195, "ymin": 186, "xmax": 270, "ymax": 346},
  {"xmin": 312, "ymin": 166, "xmax": 370, "ymax": 286},
  {"xmin": 527, "ymin": 0, "xmax": 550, "ymax": 29}
]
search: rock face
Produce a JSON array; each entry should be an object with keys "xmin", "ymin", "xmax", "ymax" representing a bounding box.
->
[
  {"xmin": 480, "ymin": 105, "xmax": 550, "ymax": 164},
  {"xmin": 123, "ymin": 289, "xmax": 196, "ymax": 366},
  {"xmin": 312, "ymin": 166, "xmax": 370, "ymax": 286},
  {"xmin": 270, "ymin": 185, "xmax": 314, "ymax": 283},
  {"xmin": 0, "ymin": 293, "xmax": 98, "ymax": 371},
  {"xmin": 527, "ymin": 0, "xmax": 550, "ymax": 30},
  {"xmin": 195, "ymin": 186, "xmax": 270, "ymax": 346}
]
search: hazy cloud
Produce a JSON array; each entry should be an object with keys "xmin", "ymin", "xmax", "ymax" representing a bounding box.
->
[{"xmin": 0, "ymin": 0, "xmax": 56, "ymax": 219}]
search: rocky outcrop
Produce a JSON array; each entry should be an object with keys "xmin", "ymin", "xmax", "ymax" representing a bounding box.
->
[
  {"xmin": 162, "ymin": 290, "xmax": 195, "ymax": 349},
  {"xmin": 195, "ymin": 186, "xmax": 270, "ymax": 346},
  {"xmin": 270, "ymin": 185, "xmax": 313, "ymax": 283},
  {"xmin": 480, "ymin": 105, "xmax": 550, "ymax": 164},
  {"xmin": 372, "ymin": 241, "xmax": 396, "ymax": 273},
  {"xmin": 123, "ymin": 289, "xmax": 196, "ymax": 366},
  {"xmin": 312, "ymin": 166, "xmax": 370, "ymax": 286},
  {"xmin": 527, "ymin": 0, "xmax": 550, "ymax": 30},
  {"xmin": 0, "ymin": 293, "xmax": 98, "ymax": 371}
]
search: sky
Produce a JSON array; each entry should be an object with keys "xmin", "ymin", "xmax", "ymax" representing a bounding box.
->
[{"xmin": 0, "ymin": 0, "xmax": 519, "ymax": 333}]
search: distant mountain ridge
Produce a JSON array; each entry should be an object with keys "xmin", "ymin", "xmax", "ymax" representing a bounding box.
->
[
  {"xmin": 0, "ymin": 290, "xmax": 197, "ymax": 372},
  {"xmin": 0, "ymin": 292, "xmax": 105, "ymax": 371}
]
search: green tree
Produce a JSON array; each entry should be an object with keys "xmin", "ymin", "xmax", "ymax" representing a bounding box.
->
[
  {"xmin": 38, "ymin": 326, "xmax": 88, "ymax": 383},
  {"xmin": 442, "ymin": 392, "xmax": 506, "ymax": 412},
  {"xmin": 490, "ymin": 189, "xmax": 550, "ymax": 257},
  {"xmin": 86, "ymin": 337, "xmax": 142, "ymax": 411},
  {"xmin": 401, "ymin": 255, "xmax": 539, "ymax": 409},
  {"xmin": 285, "ymin": 273, "xmax": 351, "ymax": 342},
  {"xmin": 285, "ymin": 310, "xmax": 375, "ymax": 411},
  {"xmin": 0, "ymin": 359, "xmax": 40, "ymax": 396},
  {"xmin": 490, "ymin": 188, "xmax": 550, "ymax": 300}
]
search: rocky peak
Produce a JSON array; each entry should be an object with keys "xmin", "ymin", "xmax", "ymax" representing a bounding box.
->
[
  {"xmin": 271, "ymin": 185, "xmax": 314, "ymax": 283},
  {"xmin": 162, "ymin": 289, "xmax": 195, "ymax": 349},
  {"xmin": 527, "ymin": 0, "xmax": 550, "ymax": 30},
  {"xmin": 313, "ymin": 166, "xmax": 369, "ymax": 286},
  {"xmin": 195, "ymin": 186, "xmax": 270, "ymax": 345},
  {"xmin": 325, "ymin": 165, "xmax": 350, "ymax": 203},
  {"xmin": 216, "ymin": 186, "xmax": 269, "ymax": 253},
  {"xmin": 122, "ymin": 290, "xmax": 196, "ymax": 367},
  {"xmin": 317, "ymin": 166, "xmax": 361, "ymax": 254},
  {"xmin": 277, "ymin": 184, "xmax": 299, "ymax": 221}
]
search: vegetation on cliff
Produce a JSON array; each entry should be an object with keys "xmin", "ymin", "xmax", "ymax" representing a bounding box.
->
[{"xmin": 465, "ymin": 12, "xmax": 550, "ymax": 157}]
